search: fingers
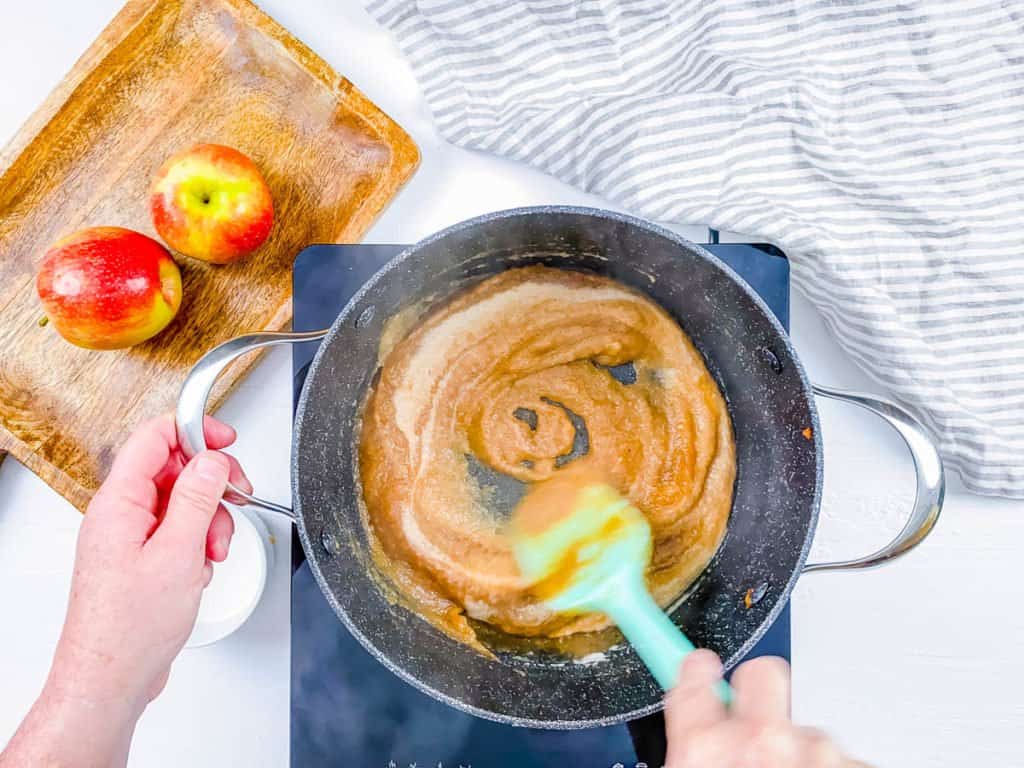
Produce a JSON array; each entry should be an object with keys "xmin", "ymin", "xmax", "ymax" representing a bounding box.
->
[
  {"xmin": 107, "ymin": 415, "xmax": 176, "ymax": 484},
  {"xmin": 151, "ymin": 452, "xmax": 230, "ymax": 568},
  {"xmin": 90, "ymin": 416, "xmax": 178, "ymax": 543},
  {"xmin": 202, "ymin": 416, "xmax": 237, "ymax": 450},
  {"xmin": 731, "ymin": 656, "xmax": 791, "ymax": 722},
  {"xmin": 664, "ymin": 654, "xmax": 834, "ymax": 768},
  {"xmin": 108, "ymin": 414, "xmax": 237, "ymax": 487},
  {"xmin": 797, "ymin": 727, "xmax": 845, "ymax": 768},
  {"xmin": 153, "ymin": 448, "xmax": 249, "ymax": 509},
  {"xmin": 222, "ymin": 453, "xmax": 254, "ymax": 506},
  {"xmin": 101, "ymin": 415, "xmax": 176, "ymax": 528},
  {"xmin": 142, "ymin": 414, "xmax": 244, "ymax": 504},
  {"xmin": 206, "ymin": 504, "xmax": 235, "ymax": 562},
  {"xmin": 666, "ymin": 650, "xmax": 728, "ymax": 738}
]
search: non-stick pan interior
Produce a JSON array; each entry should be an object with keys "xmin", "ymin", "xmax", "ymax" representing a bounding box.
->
[{"xmin": 292, "ymin": 207, "xmax": 821, "ymax": 728}]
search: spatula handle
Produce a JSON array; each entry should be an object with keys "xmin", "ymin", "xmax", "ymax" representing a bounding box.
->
[{"xmin": 603, "ymin": 578, "xmax": 732, "ymax": 702}]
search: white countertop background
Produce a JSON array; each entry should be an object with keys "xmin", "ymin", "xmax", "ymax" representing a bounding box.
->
[{"xmin": 1, "ymin": 2, "xmax": 1022, "ymax": 766}]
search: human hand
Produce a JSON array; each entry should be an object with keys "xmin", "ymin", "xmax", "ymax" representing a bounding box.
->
[
  {"xmin": 665, "ymin": 651, "xmax": 862, "ymax": 768},
  {"xmin": 0, "ymin": 415, "xmax": 252, "ymax": 768},
  {"xmin": 47, "ymin": 414, "xmax": 251, "ymax": 715}
]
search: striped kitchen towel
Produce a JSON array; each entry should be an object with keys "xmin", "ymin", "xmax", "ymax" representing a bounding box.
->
[{"xmin": 366, "ymin": 0, "xmax": 1024, "ymax": 497}]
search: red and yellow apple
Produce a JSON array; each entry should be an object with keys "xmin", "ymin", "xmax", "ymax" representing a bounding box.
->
[
  {"xmin": 150, "ymin": 143, "xmax": 274, "ymax": 264},
  {"xmin": 36, "ymin": 227, "xmax": 182, "ymax": 350}
]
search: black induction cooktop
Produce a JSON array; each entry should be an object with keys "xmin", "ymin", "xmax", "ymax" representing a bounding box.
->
[{"xmin": 290, "ymin": 240, "xmax": 792, "ymax": 768}]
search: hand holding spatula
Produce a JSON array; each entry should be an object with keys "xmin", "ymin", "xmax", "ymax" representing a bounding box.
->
[{"xmin": 510, "ymin": 470, "xmax": 732, "ymax": 700}]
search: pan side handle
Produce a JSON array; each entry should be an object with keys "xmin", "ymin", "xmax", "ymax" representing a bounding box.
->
[
  {"xmin": 802, "ymin": 385, "xmax": 945, "ymax": 574},
  {"xmin": 176, "ymin": 329, "xmax": 329, "ymax": 522}
]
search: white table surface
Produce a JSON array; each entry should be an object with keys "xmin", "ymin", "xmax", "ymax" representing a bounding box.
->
[{"xmin": 2, "ymin": 2, "xmax": 1022, "ymax": 766}]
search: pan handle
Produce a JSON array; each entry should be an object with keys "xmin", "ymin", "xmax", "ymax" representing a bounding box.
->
[
  {"xmin": 176, "ymin": 329, "xmax": 330, "ymax": 522},
  {"xmin": 802, "ymin": 384, "xmax": 945, "ymax": 574}
]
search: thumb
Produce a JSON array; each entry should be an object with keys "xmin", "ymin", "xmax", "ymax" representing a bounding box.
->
[{"xmin": 152, "ymin": 451, "xmax": 230, "ymax": 566}]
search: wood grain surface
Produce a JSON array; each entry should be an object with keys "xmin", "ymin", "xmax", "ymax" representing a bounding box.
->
[{"xmin": 0, "ymin": 0, "xmax": 418, "ymax": 511}]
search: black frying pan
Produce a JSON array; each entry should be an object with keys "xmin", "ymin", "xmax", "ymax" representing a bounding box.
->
[{"xmin": 177, "ymin": 207, "xmax": 943, "ymax": 728}]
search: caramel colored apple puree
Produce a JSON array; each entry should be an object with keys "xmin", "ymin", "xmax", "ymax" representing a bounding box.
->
[{"xmin": 358, "ymin": 265, "xmax": 735, "ymax": 650}]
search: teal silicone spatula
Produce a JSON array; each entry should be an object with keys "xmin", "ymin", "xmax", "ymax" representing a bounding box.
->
[{"xmin": 511, "ymin": 475, "xmax": 731, "ymax": 700}]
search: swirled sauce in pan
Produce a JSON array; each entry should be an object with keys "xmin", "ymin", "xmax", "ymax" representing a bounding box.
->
[{"xmin": 359, "ymin": 266, "xmax": 734, "ymax": 646}]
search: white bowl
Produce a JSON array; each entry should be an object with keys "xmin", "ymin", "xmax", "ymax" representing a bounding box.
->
[{"xmin": 185, "ymin": 506, "xmax": 272, "ymax": 648}]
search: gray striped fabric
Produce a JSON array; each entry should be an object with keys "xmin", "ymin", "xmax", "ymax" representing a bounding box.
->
[{"xmin": 366, "ymin": 0, "xmax": 1024, "ymax": 497}]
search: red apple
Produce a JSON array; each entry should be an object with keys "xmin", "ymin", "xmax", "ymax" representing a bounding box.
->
[
  {"xmin": 36, "ymin": 227, "xmax": 182, "ymax": 350},
  {"xmin": 149, "ymin": 143, "xmax": 274, "ymax": 264}
]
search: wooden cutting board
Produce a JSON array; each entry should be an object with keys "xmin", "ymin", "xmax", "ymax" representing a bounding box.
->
[{"xmin": 0, "ymin": 0, "xmax": 418, "ymax": 511}]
